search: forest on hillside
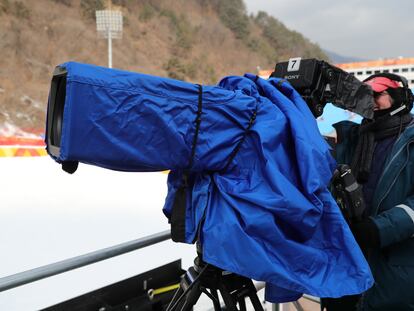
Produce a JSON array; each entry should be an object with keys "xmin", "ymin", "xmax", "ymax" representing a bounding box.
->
[{"xmin": 0, "ymin": 0, "xmax": 328, "ymax": 130}]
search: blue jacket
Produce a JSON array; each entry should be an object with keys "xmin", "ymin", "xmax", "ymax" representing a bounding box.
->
[
  {"xmin": 334, "ymin": 120, "xmax": 414, "ymax": 310},
  {"xmin": 48, "ymin": 62, "xmax": 373, "ymax": 303}
]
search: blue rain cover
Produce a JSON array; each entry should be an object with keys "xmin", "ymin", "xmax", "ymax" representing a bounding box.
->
[{"xmin": 50, "ymin": 62, "xmax": 373, "ymax": 302}]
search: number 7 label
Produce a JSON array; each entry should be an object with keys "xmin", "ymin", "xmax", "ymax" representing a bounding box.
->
[{"xmin": 288, "ymin": 57, "xmax": 302, "ymax": 72}]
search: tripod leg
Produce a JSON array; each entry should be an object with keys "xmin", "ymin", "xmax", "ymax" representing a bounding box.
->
[
  {"xmin": 166, "ymin": 281, "xmax": 201, "ymax": 311},
  {"xmin": 176, "ymin": 285, "xmax": 202, "ymax": 311},
  {"xmin": 238, "ymin": 298, "xmax": 247, "ymax": 311},
  {"xmin": 246, "ymin": 282, "xmax": 264, "ymax": 311},
  {"xmin": 209, "ymin": 289, "xmax": 222, "ymax": 311},
  {"xmin": 167, "ymin": 287, "xmax": 184, "ymax": 311},
  {"xmin": 200, "ymin": 287, "xmax": 222, "ymax": 311},
  {"xmin": 178, "ymin": 288, "xmax": 201, "ymax": 311},
  {"xmin": 218, "ymin": 284, "xmax": 238, "ymax": 311},
  {"xmin": 248, "ymin": 292, "xmax": 264, "ymax": 311},
  {"xmin": 167, "ymin": 266, "xmax": 206, "ymax": 311}
]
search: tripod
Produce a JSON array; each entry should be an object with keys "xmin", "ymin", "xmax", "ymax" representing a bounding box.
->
[{"xmin": 166, "ymin": 248, "xmax": 264, "ymax": 311}]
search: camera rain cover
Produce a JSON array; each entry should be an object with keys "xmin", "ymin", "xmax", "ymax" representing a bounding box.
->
[
  {"xmin": 271, "ymin": 59, "xmax": 375, "ymax": 119},
  {"xmin": 46, "ymin": 62, "xmax": 373, "ymax": 302},
  {"xmin": 330, "ymin": 67, "xmax": 375, "ymax": 119}
]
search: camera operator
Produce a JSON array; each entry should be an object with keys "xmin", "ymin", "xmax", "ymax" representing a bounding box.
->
[{"xmin": 322, "ymin": 74, "xmax": 414, "ymax": 311}]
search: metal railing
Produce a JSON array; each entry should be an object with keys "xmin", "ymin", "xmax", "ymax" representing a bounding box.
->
[
  {"xmin": 0, "ymin": 230, "xmax": 171, "ymax": 292},
  {"xmin": 0, "ymin": 229, "xmax": 320, "ymax": 310}
]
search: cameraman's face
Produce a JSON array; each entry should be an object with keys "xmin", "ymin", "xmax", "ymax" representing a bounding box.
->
[{"xmin": 374, "ymin": 91, "xmax": 393, "ymax": 110}]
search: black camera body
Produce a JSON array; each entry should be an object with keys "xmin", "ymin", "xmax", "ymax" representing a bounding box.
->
[
  {"xmin": 271, "ymin": 58, "xmax": 368, "ymax": 224},
  {"xmin": 271, "ymin": 58, "xmax": 332, "ymax": 117},
  {"xmin": 271, "ymin": 58, "xmax": 374, "ymax": 119}
]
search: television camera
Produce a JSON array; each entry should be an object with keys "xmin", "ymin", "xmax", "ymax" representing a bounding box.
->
[
  {"xmin": 272, "ymin": 58, "xmax": 369, "ymax": 224},
  {"xmin": 271, "ymin": 57, "xmax": 374, "ymax": 119},
  {"xmin": 45, "ymin": 58, "xmax": 372, "ymax": 310}
]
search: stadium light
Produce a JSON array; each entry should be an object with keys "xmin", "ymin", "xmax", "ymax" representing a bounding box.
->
[{"xmin": 95, "ymin": 10, "xmax": 123, "ymax": 68}]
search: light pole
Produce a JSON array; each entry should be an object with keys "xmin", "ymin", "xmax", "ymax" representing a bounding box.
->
[{"xmin": 96, "ymin": 9, "xmax": 123, "ymax": 68}]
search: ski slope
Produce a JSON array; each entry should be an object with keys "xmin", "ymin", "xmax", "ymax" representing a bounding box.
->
[{"xmin": 0, "ymin": 157, "xmax": 197, "ymax": 310}]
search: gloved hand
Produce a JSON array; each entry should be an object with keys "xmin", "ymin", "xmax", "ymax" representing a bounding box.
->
[{"xmin": 350, "ymin": 218, "xmax": 380, "ymax": 250}]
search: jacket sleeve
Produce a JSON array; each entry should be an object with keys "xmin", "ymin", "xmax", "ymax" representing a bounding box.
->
[{"xmin": 371, "ymin": 198, "xmax": 414, "ymax": 248}]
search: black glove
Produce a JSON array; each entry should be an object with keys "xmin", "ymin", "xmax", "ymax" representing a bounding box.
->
[{"xmin": 350, "ymin": 218, "xmax": 380, "ymax": 250}]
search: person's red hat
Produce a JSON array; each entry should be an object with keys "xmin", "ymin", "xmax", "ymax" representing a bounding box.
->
[{"xmin": 364, "ymin": 76, "xmax": 400, "ymax": 92}]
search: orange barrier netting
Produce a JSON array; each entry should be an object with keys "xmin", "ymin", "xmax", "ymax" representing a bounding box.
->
[{"xmin": 0, "ymin": 136, "xmax": 47, "ymax": 157}]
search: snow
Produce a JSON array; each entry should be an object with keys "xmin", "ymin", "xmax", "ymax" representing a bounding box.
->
[
  {"xmin": 0, "ymin": 157, "xmax": 197, "ymax": 310},
  {"xmin": 20, "ymin": 95, "xmax": 43, "ymax": 110},
  {"xmin": 0, "ymin": 123, "xmax": 40, "ymax": 139}
]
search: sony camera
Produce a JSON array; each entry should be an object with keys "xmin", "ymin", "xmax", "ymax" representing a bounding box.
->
[
  {"xmin": 271, "ymin": 58, "xmax": 374, "ymax": 119},
  {"xmin": 271, "ymin": 58, "xmax": 369, "ymax": 224}
]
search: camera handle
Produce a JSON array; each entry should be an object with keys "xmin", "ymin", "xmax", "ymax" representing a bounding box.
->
[{"xmin": 331, "ymin": 165, "xmax": 366, "ymax": 224}]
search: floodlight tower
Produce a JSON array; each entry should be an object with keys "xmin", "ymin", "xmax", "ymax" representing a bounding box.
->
[{"xmin": 95, "ymin": 6, "xmax": 123, "ymax": 68}]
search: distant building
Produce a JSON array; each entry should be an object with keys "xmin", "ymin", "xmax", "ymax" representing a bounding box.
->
[
  {"xmin": 257, "ymin": 57, "xmax": 414, "ymax": 136},
  {"xmin": 259, "ymin": 57, "xmax": 414, "ymax": 87},
  {"xmin": 336, "ymin": 57, "xmax": 414, "ymax": 87}
]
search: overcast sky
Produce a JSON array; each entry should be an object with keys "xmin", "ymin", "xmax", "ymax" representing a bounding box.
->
[{"xmin": 244, "ymin": 0, "xmax": 414, "ymax": 60}]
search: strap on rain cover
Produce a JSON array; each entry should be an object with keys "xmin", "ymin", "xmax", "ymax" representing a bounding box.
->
[
  {"xmin": 170, "ymin": 85, "xmax": 258, "ymax": 242},
  {"xmin": 171, "ymin": 85, "xmax": 203, "ymax": 242},
  {"xmin": 221, "ymin": 108, "xmax": 257, "ymax": 173}
]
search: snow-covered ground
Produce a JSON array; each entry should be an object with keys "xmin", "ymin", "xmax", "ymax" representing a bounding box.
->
[{"xmin": 0, "ymin": 157, "xmax": 198, "ymax": 310}]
